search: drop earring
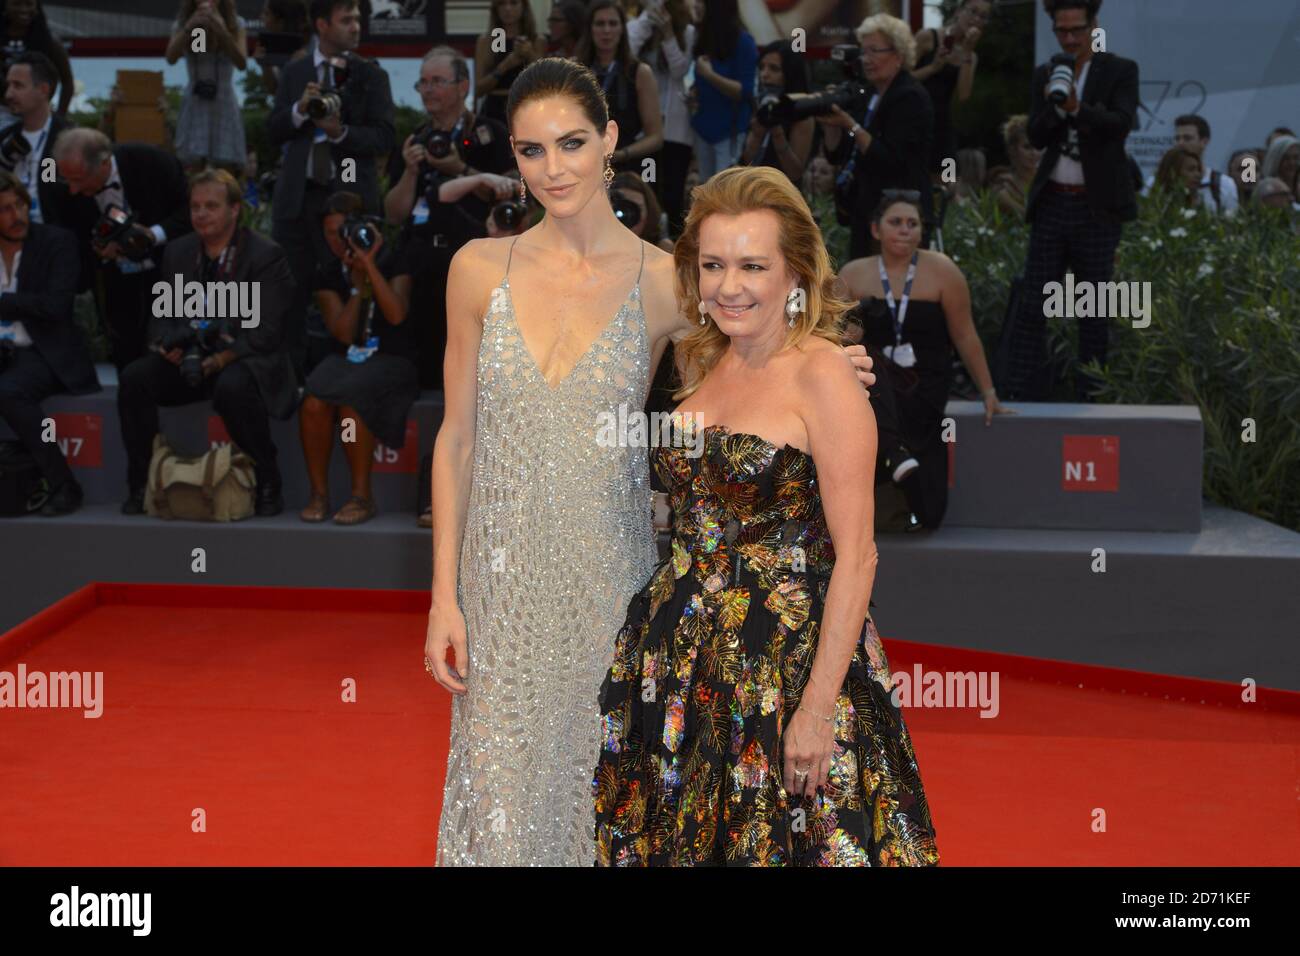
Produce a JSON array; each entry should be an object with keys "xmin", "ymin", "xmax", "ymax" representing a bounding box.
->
[
  {"xmin": 697, "ymin": 300, "xmax": 708, "ymax": 325},
  {"xmin": 518, "ymin": 178, "xmax": 527, "ymax": 202},
  {"xmin": 604, "ymin": 153, "xmax": 615, "ymax": 189},
  {"xmin": 786, "ymin": 288, "xmax": 801, "ymax": 327}
]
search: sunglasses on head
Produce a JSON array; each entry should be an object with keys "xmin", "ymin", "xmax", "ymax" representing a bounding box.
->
[{"xmin": 881, "ymin": 189, "xmax": 922, "ymax": 203}]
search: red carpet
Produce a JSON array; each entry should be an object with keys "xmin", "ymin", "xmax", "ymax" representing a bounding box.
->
[{"xmin": 2, "ymin": 582, "xmax": 1297, "ymax": 866}]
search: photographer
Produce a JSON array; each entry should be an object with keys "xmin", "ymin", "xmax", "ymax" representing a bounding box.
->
[
  {"xmin": 117, "ymin": 170, "xmax": 298, "ymax": 517},
  {"xmin": 299, "ymin": 191, "xmax": 415, "ymax": 525},
  {"xmin": 165, "ymin": 0, "xmax": 248, "ymax": 171},
  {"xmin": 740, "ymin": 39, "xmax": 814, "ymax": 185},
  {"xmin": 0, "ymin": 170, "xmax": 97, "ymax": 516},
  {"xmin": 0, "ymin": 0, "xmax": 73, "ymax": 120},
  {"xmin": 1, "ymin": 51, "xmax": 68, "ymax": 225},
  {"xmin": 818, "ymin": 14, "xmax": 934, "ymax": 259},
  {"xmin": 269, "ymin": 0, "xmax": 395, "ymax": 373},
  {"xmin": 51, "ymin": 128, "xmax": 192, "ymax": 371},
  {"xmin": 1002, "ymin": 0, "xmax": 1137, "ymax": 402},
  {"xmin": 383, "ymin": 45, "xmax": 510, "ymax": 390}
]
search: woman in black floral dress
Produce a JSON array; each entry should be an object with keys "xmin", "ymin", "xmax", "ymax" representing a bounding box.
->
[{"xmin": 592, "ymin": 166, "xmax": 940, "ymax": 866}]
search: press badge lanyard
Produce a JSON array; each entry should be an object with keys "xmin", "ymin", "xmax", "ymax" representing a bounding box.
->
[
  {"xmin": 879, "ymin": 251, "xmax": 918, "ymax": 367},
  {"xmin": 21, "ymin": 124, "xmax": 48, "ymax": 214}
]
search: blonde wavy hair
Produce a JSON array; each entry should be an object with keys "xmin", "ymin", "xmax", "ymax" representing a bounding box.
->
[
  {"xmin": 672, "ymin": 166, "xmax": 858, "ymax": 401},
  {"xmin": 855, "ymin": 13, "xmax": 917, "ymax": 71}
]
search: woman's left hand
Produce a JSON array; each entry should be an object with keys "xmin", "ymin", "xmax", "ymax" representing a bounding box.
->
[
  {"xmin": 983, "ymin": 392, "xmax": 1014, "ymax": 425},
  {"xmin": 783, "ymin": 704, "xmax": 835, "ymax": 800}
]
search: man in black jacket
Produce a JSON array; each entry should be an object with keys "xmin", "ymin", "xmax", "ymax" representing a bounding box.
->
[
  {"xmin": 2, "ymin": 51, "xmax": 72, "ymax": 227},
  {"xmin": 117, "ymin": 170, "xmax": 299, "ymax": 517},
  {"xmin": 51, "ymin": 128, "xmax": 192, "ymax": 372},
  {"xmin": 269, "ymin": 0, "xmax": 395, "ymax": 372},
  {"xmin": 0, "ymin": 170, "xmax": 99, "ymax": 516},
  {"xmin": 1003, "ymin": 0, "xmax": 1138, "ymax": 401}
]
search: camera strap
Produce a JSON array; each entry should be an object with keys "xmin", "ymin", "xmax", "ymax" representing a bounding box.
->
[{"xmin": 835, "ymin": 93, "xmax": 880, "ymax": 186}]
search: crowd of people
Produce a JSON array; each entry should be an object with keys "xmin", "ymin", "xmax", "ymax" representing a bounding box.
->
[{"xmin": 0, "ymin": 0, "xmax": 1294, "ymax": 534}]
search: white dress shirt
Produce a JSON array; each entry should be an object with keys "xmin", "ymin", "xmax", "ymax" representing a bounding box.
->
[
  {"xmin": 0, "ymin": 248, "xmax": 32, "ymax": 347},
  {"xmin": 1049, "ymin": 58, "xmax": 1090, "ymax": 186}
]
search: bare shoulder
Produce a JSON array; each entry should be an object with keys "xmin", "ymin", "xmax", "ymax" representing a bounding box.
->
[
  {"xmin": 795, "ymin": 336, "xmax": 857, "ymax": 383},
  {"xmin": 921, "ymin": 248, "xmax": 962, "ymax": 280},
  {"xmin": 838, "ymin": 255, "xmax": 875, "ymax": 289}
]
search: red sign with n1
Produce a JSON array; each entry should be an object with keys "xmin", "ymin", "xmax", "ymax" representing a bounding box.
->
[
  {"xmin": 1062, "ymin": 435, "xmax": 1119, "ymax": 491},
  {"xmin": 50, "ymin": 413, "xmax": 103, "ymax": 468}
]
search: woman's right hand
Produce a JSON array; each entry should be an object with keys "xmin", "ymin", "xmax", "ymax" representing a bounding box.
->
[{"xmin": 425, "ymin": 600, "xmax": 469, "ymax": 695}]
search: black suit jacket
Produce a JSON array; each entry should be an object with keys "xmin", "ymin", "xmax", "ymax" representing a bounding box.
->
[
  {"xmin": 848, "ymin": 69, "xmax": 934, "ymax": 228},
  {"xmin": 1026, "ymin": 51, "xmax": 1139, "ymax": 224},
  {"xmin": 28, "ymin": 113, "xmax": 73, "ymax": 226},
  {"xmin": 0, "ymin": 223, "xmax": 99, "ymax": 394},
  {"xmin": 51, "ymin": 142, "xmax": 193, "ymax": 291},
  {"xmin": 152, "ymin": 230, "xmax": 301, "ymax": 420},
  {"xmin": 268, "ymin": 53, "xmax": 396, "ymax": 220}
]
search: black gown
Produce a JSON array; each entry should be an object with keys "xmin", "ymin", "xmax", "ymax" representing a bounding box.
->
[{"xmin": 592, "ymin": 419, "xmax": 941, "ymax": 866}]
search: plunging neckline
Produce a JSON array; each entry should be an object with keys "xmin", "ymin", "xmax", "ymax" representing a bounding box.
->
[{"xmin": 501, "ymin": 278, "xmax": 638, "ymax": 391}]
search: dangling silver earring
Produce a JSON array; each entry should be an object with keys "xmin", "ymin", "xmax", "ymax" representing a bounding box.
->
[
  {"xmin": 786, "ymin": 288, "xmax": 801, "ymax": 327},
  {"xmin": 697, "ymin": 300, "xmax": 708, "ymax": 325},
  {"xmin": 518, "ymin": 178, "xmax": 527, "ymax": 202}
]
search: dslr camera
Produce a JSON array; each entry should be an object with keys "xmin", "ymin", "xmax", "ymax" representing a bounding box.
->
[
  {"xmin": 1045, "ymin": 53, "xmax": 1077, "ymax": 106},
  {"xmin": 92, "ymin": 205, "xmax": 155, "ymax": 262},
  {"xmin": 755, "ymin": 44, "xmax": 872, "ymax": 128},
  {"xmin": 159, "ymin": 321, "xmax": 222, "ymax": 388},
  {"xmin": 0, "ymin": 125, "xmax": 31, "ymax": 172},
  {"xmin": 305, "ymin": 54, "xmax": 350, "ymax": 120},
  {"xmin": 610, "ymin": 191, "xmax": 642, "ymax": 231},
  {"xmin": 338, "ymin": 214, "xmax": 384, "ymax": 252},
  {"xmin": 415, "ymin": 124, "xmax": 464, "ymax": 161},
  {"xmin": 491, "ymin": 198, "xmax": 529, "ymax": 232}
]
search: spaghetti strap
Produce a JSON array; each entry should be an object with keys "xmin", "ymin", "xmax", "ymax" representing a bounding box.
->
[
  {"xmin": 503, "ymin": 235, "xmax": 521, "ymax": 284},
  {"xmin": 634, "ymin": 240, "xmax": 645, "ymax": 288}
]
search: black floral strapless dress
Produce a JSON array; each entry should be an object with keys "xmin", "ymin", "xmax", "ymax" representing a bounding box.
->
[{"xmin": 592, "ymin": 422, "xmax": 941, "ymax": 866}]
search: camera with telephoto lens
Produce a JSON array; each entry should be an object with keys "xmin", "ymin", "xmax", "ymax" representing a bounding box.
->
[
  {"xmin": 756, "ymin": 44, "xmax": 871, "ymax": 127},
  {"xmin": 92, "ymin": 205, "xmax": 155, "ymax": 262},
  {"xmin": 610, "ymin": 191, "xmax": 642, "ymax": 230},
  {"xmin": 305, "ymin": 55, "xmax": 349, "ymax": 119},
  {"xmin": 338, "ymin": 214, "xmax": 383, "ymax": 252},
  {"xmin": 490, "ymin": 198, "xmax": 529, "ymax": 231},
  {"xmin": 1046, "ymin": 53, "xmax": 1076, "ymax": 106},
  {"xmin": 159, "ymin": 322, "xmax": 221, "ymax": 388},
  {"xmin": 0, "ymin": 125, "xmax": 31, "ymax": 172}
]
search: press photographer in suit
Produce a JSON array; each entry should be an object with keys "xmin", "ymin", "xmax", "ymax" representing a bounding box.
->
[
  {"xmin": 117, "ymin": 170, "xmax": 299, "ymax": 517},
  {"xmin": 2, "ymin": 52, "xmax": 72, "ymax": 225},
  {"xmin": 268, "ymin": 0, "xmax": 396, "ymax": 372},
  {"xmin": 1002, "ymin": 0, "xmax": 1138, "ymax": 401},
  {"xmin": 383, "ymin": 45, "xmax": 512, "ymax": 390},
  {"xmin": 0, "ymin": 169, "xmax": 98, "ymax": 516},
  {"xmin": 51, "ymin": 128, "xmax": 192, "ymax": 371}
]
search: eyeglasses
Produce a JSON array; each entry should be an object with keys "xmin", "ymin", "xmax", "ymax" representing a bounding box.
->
[
  {"xmin": 1052, "ymin": 24, "xmax": 1090, "ymax": 37},
  {"xmin": 861, "ymin": 45, "xmax": 896, "ymax": 58},
  {"xmin": 414, "ymin": 77, "xmax": 457, "ymax": 91}
]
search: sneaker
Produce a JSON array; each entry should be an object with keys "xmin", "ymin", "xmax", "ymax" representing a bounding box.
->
[{"xmin": 40, "ymin": 479, "xmax": 84, "ymax": 516}]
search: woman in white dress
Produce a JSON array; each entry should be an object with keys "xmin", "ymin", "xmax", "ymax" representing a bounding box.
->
[{"xmin": 424, "ymin": 57, "xmax": 874, "ymax": 867}]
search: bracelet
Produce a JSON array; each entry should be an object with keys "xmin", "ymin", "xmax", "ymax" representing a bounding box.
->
[
  {"xmin": 800, "ymin": 703, "xmax": 834, "ymax": 723},
  {"xmin": 981, "ymin": 387, "xmax": 997, "ymax": 399}
]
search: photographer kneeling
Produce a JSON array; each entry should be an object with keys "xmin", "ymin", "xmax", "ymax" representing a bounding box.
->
[
  {"xmin": 299, "ymin": 191, "xmax": 415, "ymax": 525},
  {"xmin": 117, "ymin": 169, "xmax": 298, "ymax": 517},
  {"xmin": 384, "ymin": 45, "xmax": 511, "ymax": 390}
]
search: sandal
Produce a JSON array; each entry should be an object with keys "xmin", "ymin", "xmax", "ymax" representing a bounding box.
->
[
  {"xmin": 333, "ymin": 495, "xmax": 377, "ymax": 525},
  {"xmin": 299, "ymin": 492, "xmax": 329, "ymax": 523},
  {"xmin": 417, "ymin": 504, "xmax": 432, "ymax": 528}
]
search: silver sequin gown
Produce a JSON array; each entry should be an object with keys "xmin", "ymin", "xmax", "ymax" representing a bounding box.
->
[{"xmin": 436, "ymin": 236, "xmax": 659, "ymax": 866}]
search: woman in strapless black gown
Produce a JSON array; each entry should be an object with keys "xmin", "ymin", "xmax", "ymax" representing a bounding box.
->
[
  {"xmin": 592, "ymin": 165, "xmax": 941, "ymax": 867},
  {"xmin": 839, "ymin": 190, "xmax": 1009, "ymax": 528}
]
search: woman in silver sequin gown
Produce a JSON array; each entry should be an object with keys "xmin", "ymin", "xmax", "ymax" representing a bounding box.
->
[{"xmin": 426, "ymin": 60, "xmax": 662, "ymax": 867}]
